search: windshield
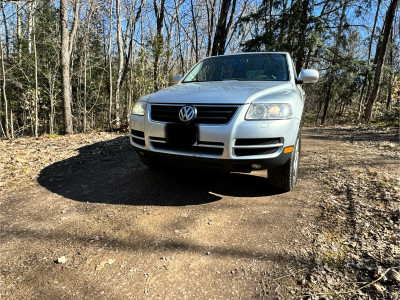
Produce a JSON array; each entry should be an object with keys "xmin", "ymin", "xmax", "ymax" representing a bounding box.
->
[{"xmin": 182, "ymin": 53, "xmax": 289, "ymax": 83}]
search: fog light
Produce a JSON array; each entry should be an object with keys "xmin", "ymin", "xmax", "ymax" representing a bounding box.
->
[{"xmin": 251, "ymin": 164, "xmax": 262, "ymax": 170}]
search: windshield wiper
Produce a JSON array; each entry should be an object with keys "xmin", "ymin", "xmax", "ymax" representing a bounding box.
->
[
  {"xmin": 221, "ymin": 78, "xmax": 246, "ymax": 81},
  {"xmin": 182, "ymin": 79, "xmax": 222, "ymax": 83}
]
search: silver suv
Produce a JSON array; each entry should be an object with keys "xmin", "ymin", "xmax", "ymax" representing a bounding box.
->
[{"xmin": 130, "ymin": 52, "xmax": 319, "ymax": 192}]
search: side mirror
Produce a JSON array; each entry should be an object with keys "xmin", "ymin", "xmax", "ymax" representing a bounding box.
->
[
  {"xmin": 297, "ymin": 69, "xmax": 319, "ymax": 84},
  {"xmin": 173, "ymin": 75, "xmax": 183, "ymax": 85}
]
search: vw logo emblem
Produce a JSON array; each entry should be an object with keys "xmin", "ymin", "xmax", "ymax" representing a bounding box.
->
[{"xmin": 179, "ymin": 106, "xmax": 197, "ymax": 122}]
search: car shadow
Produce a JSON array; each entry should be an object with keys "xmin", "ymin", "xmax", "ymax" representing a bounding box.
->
[{"xmin": 37, "ymin": 136, "xmax": 281, "ymax": 206}]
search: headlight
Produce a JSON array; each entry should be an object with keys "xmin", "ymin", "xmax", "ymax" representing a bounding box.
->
[
  {"xmin": 132, "ymin": 101, "xmax": 147, "ymax": 116},
  {"xmin": 245, "ymin": 103, "xmax": 293, "ymax": 120}
]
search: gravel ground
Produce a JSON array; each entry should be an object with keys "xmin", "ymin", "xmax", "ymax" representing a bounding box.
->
[{"xmin": 0, "ymin": 127, "xmax": 398, "ymax": 299}]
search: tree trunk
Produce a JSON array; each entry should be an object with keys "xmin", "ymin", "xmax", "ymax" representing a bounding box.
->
[
  {"xmin": 49, "ymin": 76, "xmax": 55, "ymax": 135},
  {"xmin": 176, "ymin": 6, "xmax": 185, "ymax": 74},
  {"xmin": 190, "ymin": 0, "xmax": 199, "ymax": 61},
  {"xmin": 108, "ymin": 0, "xmax": 114, "ymax": 131},
  {"xmin": 1, "ymin": 2, "xmax": 10, "ymax": 57},
  {"xmin": 10, "ymin": 107, "xmax": 14, "ymax": 139},
  {"xmin": 295, "ymin": 0, "xmax": 310, "ymax": 74},
  {"xmin": 33, "ymin": 22, "xmax": 39, "ymax": 137},
  {"xmin": 363, "ymin": 0, "xmax": 399, "ymax": 122},
  {"xmin": 60, "ymin": 0, "xmax": 77, "ymax": 134},
  {"xmin": 114, "ymin": 0, "xmax": 142, "ymax": 127},
  {"xmin": 153, "ymin": 0, "xmax": 166, "ymax": 91},
  {"xmin": 211, "ymin": 0, "xmax": 237, "ymax": 56},
  {"xmin": 28, "ymin": 1, "xmax": 34, "ymax": 54},
  {"xmin": 321, "ymin": 0, "xmax": 347, "ymax": 124},
  {"xmin": 83, "ymin": 48, "xmax": 87, "ymax": 132},
  {"xmin": 386, "ymin": 33, "xmax": 394, "ymax": 110},
  {"xmin": 115, "ymin": 0, "xmax": 123, "ymax": 128},
  {"xmin": 357, "ymin": 0, "xmax": 381, "ymax": 120},
  {"xmin": 0, "ymin": 33, "xmax": 10, "ymax": 139},
  {"xmin": 321, "ymin": 83, "xmax": 332, "ymax": 125},
  {"xmin": 368, "ymin": 0, "xmax": 381, "ymax": 63},
  {"xmin": 206, "ymin": 0, "xmax": 217, "ymax": 56},
  {"xmin": 315, "ymin": 100, "xmax": 323, "ymax": 125},
  {"xmin": 17, "ymin": 0, "xmax": 22, "ymax": 61}
]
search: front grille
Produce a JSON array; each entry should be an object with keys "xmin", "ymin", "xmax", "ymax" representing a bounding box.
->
[{"xmin": 150, "ymin": 104, "xmax": 239, "ymax": 125}]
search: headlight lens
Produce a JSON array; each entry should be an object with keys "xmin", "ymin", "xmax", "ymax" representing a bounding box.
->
[
  {"xmin": 132, "ymin": 101, "xmax": 147, "ymax": 116},
  {"xmin": 245, "ymin": 103, "xmax": 293, "ymax": 120}
]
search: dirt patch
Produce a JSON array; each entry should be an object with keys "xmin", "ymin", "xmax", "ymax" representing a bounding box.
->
[
  {"xmin": 0, "ymin": 127, "xmax": 398, "ymax": 299},
  {"xmin": 294, "ymin": 127, "xmax": 400, "ymax": 299}
]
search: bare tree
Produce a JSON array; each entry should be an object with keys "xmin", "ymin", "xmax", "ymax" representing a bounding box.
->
[
  {"xmin": 206, "ymin": 0, "xmax": 217, "ymax": 56},
  {"xmin": 153, "ymin": 0, "xmax": 166, "ymax": 91},
  {"xmin": 108, "ymin": 0, "xmax": 114, "ymax": 131},
  {"xmin": 0, "ymin": 26, "xmax": 10, "ymax": 139},
  {"xmin": 357, "ymin": 0, "xmax": 382, "ymax": 120},
  {"xmin": 115, "ymin": 0, "xmax": 143, "ymax": 128},
  {"xmin": 320, "ymin": 0, "xmax": 348, "ymax": 125},
  {"xmin": 1, "ymin": 2, "xmax": 10, "ymax": 57},
  {"xmin": 60, "ymin": 0, "xmax": 81, "ymax": 134},
  {"xmin": 211, "ymin": 0, "xmax": 237, "ymax": 56},
  {"xmin": 190, "ymin": 0, "xmax": 199, "ymax": 61},
  {"xmin": 33, "ymin": 2, "xmax": 39, "ymax": 137},
  {"xmin": 363, "ymin": 0, "xmax": 399, "ymax": 122}
]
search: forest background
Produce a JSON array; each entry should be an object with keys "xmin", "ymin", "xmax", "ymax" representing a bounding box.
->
[{"xmin": 0, "ymin": 0, "xmax": 399, "ymax": 138}]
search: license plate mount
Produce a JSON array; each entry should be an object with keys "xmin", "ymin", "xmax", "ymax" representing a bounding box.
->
[{"xmin": 165, "ymin": 124, "xmax": 199, "ymax": 148}]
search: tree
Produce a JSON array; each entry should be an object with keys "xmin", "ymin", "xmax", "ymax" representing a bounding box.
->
[
  {"xmin": 115, "ymin": 0, "xmax": 143, "ymax": 128},
  {"xmin": 0, "ymin": 23, "xmax": 10, "ymax": 138},
  {"xmin": 1, "ymin": 0, "xmax": 399, "ymax": 137},
  {"xmin": 240, "ymin": 0, "xmax": 317, "ymax": 73},
  {"xmin": 153, "ymin": 0, "xmax": 166, "ymax": 91},
  {"xmin": 320, "ymin": 0, "xmax": 349, "ymax": 125},
  {"xmin": 60, "ymin": 0, "xmax": 81, "ymax": 134},
  {"xmin": 363, "ymin": 0, "xmax": 399, "ymax": 122},
  {"xmin": 211, "ymin": 0, "xmax": 237, "ymax": 56}
]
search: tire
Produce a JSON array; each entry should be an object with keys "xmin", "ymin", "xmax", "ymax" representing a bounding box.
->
[{"xmin": 268, "ymin": 135, "xmax": 301, "ymax": 192}]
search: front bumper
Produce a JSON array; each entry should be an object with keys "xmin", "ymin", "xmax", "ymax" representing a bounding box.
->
[
  {"xmin": 133, "ymin": 147, "xmax": 292, "ymax": 171},
  {"xmin": 130, "ymin": 103, "xmax": 300, "ymax": 170}
]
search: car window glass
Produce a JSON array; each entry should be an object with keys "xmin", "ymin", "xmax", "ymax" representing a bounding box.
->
[{"xmin": 183, "ymin": 54, "xmax": 289, "ymax": 82}]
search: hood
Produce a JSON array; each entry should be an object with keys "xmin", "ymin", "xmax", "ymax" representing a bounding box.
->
[{"xmin": 147, "ymin": 81, "xmax": 294, "ymax": 105}]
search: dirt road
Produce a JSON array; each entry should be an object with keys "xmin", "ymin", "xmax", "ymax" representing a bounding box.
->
[{"xmin": 1, "ymin": 127, "xmax": 398, "ymax": 299}]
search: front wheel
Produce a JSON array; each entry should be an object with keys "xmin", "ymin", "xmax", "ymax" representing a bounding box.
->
[{"xmin": 268, "ymin": 135, "xmax": 301, "ymax": 192}]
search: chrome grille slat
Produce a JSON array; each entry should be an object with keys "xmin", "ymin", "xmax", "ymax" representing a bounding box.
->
[{"xmin": 233, "ymin": 143, "xmax": 283, "ymax": 149}]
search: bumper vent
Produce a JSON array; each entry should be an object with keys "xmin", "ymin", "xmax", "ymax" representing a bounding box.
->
[
  {"xmin": 233, "ymin": 138, "xmax": 283, "ymax": 157},
  {"xmin": 131, "ymin": 129, "xmax": 145, "ymax": 146},
  {"xmin": 150, "ymin": 104, "xmax": 239, "ymax": 125},
  {"xmin": 235, "ymin": 138, "xmax": 282, "ymax": 146},
  {"xmin": 234, "ymin": 147, "xmax": 279, "ymax": 156}
]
